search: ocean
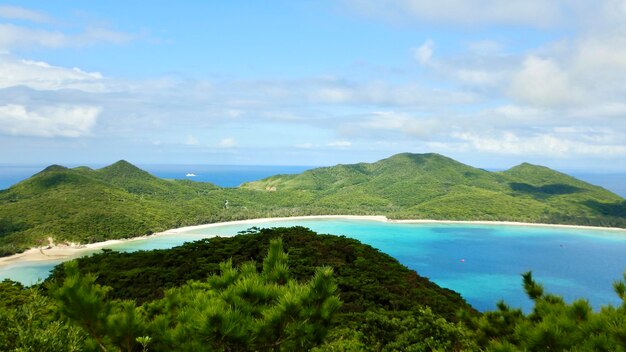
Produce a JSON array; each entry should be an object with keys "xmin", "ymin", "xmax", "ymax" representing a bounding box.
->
[{"xmin": 569, "ymin": 172, "xmax": 626, "ymax": 198}]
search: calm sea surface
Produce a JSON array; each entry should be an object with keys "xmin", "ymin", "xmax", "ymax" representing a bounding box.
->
[
  {"xmin": 570, "ymin": 172, "xmax": 626, "ymax": 198},
  {"xmin": 2, "ymin": 219, "xmax": 626, "ymax": 312}
]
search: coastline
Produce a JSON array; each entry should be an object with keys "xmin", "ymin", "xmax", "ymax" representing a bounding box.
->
[{"xmin": 1, "ymin": 215, "xmax": 625, "ymax": 269}]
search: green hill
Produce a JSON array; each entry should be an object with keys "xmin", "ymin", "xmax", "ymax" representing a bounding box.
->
[
  {"xmin": 0, "ymin": 153, "xmax": 624, "ymax": 256},
  {"xmin": 0, "ymin": 162, "xmax": 230, "ymax": 255},
  {"xmin": 243, "ymin": 153, "xmax": 625, "ymax": 224},
  {"xmin": 2, "ymin": 227, "xmax": 480, "ymax": 351},
  {"xmin": 41, "ymin": 227, "xmax": 477, "ymax": 350},
  {"xmin": 47, "ymin": 226, "xmax": 473, "ymax": 321}
]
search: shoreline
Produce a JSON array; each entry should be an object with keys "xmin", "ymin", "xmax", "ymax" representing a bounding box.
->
[{"xmin": 1, "ymin": 215, "xmax": 625, "ymax": 268}]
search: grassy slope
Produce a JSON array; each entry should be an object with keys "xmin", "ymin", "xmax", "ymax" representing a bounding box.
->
[{"xmin": 1, "ymin": 153, "xmax": 624, "ymax": 256}]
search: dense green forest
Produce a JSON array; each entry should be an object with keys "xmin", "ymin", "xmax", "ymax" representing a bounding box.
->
[
  {"xmin": 1, "ymin": 227, "xmax": 626, "ymax": 351},
  {"xmin": 1, "ymin": 153, "xmax": 625, "ymax": 256}
]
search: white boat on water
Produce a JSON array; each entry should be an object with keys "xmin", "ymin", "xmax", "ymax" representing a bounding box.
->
[{"xmin": 186, "ymin": 173, "xmax": 197, "ymax": 177}]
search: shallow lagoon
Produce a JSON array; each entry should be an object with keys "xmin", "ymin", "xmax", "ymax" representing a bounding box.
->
[{"xmin": 2, "ymin": 218, "xmax": 626, "ymax": 312}]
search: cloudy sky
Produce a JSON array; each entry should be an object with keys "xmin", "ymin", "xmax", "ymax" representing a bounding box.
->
[{"xmin": 1, "ymin": 1, "xmax": 626, "ymax": 171}]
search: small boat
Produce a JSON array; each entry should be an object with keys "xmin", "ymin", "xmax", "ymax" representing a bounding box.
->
[{"xmin": 186, "ymin": 173, "xmax": 197, "ymax": 177}]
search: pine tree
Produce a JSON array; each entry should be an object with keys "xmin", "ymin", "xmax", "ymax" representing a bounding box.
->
[
  {"xmin": 51, "ymin": 238, "xmax": 341, "ymax": 351},
  {"xmin": 463, "ymin": 271, "xmax": 626, "ymax": 351},
  {"xmin": 0, "ymin": 280, "xmax": 86, "ymax": 352}
]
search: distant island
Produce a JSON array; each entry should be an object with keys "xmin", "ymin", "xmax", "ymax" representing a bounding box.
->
[{"xmin": 1, "ymin": 152, "xmax": 624, "ymax": 256}]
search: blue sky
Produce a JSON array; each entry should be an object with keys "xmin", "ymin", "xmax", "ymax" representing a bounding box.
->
[{"xmin": 1, "ymin": 1, "xmax": 626, "ymax": 171}]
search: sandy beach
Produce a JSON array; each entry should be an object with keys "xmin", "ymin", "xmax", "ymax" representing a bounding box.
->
[{"xmin": 1, "ymin": 215, "xmax": 625, "ymax": 268}]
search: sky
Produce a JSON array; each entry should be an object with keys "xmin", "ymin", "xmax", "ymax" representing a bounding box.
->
[{"xmin": 1, "ymin": 1, "xmax": 626, "ymax": 171}]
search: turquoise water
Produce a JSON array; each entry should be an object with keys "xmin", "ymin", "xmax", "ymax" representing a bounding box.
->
[{"xmin": 2, "ymin": 218, "xmax": 626, "ymax": 312}]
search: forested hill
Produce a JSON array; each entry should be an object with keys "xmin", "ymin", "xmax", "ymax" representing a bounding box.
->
[
  {"xmin": 243, "ymin": 153, "xmax": 625, "ymax": 223},
  {"xmin": 2, "ymin": 227, "xmax": 479, "ymax": 351},
  {"xmin": 1, "ymin": 153, "xmax": 625, "ymax": 256},
  {"xmin": 47, "ymin": 226, "xmax": 473, "ymax": 321}
]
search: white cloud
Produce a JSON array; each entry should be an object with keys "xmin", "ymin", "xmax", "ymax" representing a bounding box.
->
[
  {"xmin": 466, "ymin": 40, "xmax": 504, "ymax": 55},
  {"xmin": 455, "ymin": 68, "xmax": 502, "ymax": 86},
  {"xmin": 500, "ymin": 34, "xmax": 626, "ymax": 109},
  {"xmin": 261, "ymin": 111, "xmax": 302, "ymax": 121},
  {"xmin": 453, "ymin": 130, "xmax": 626, "ymax": 157},
  {"xmin": 570, "ymin": 102, "xmax": 626, "ymax": 119},
  {"xmin": 359, "ymin": 111, "xmax": 443, "ymax": 139},
  {"xmin": 327, "ymin": 140, "xmax": 352, "ymax": 148},
  {"xmin": 413, "ymin": 39, "xmax": 434, "ymax": 65},
  {"xmin": 343, "ymin": 0, "xmax": 568, "ymax": 27},
  {"xmin": 0, "ymin": 5, "xmax": 53, "ymax": 23},
  {"xmin": 389, "ymin": 1, "xmax": 626, "ymax": 116},
  {"xmin": 0, "ymin": 104, "xmax": 101, "ymax": 137},
  {"xmin": 185, "ymin": 134, "xmax": 198, "ymax": 146},
  {"xmin": 218, "ymin": 138, "xmax": 237, "ymax": 148},
  {"xmin": 226, "ymin": 76, "xmax": 476, "ymax": 108},
  {"xmin": 0, "ymin": 31, "xmax": 623, "ymax": 164},
  {"xmin": 402, "ymin": 12, "xmax": 626, "ymax": 114},
  {"xmin": 308, "ymin": 79, "xmax": 476, "ymax": 106},
  {"xmin": 411, "ymin": 39, "xmax": 512, "ymax": 88},
  {"xmin": 312, "ymin": 87, "xmax": 353, "ymax": 103},
  {"xmin": 508, "ymin": 56, "xmax": 582, "ymax": 107},
  {"xmin": 0, "ymin": 56, "xmax": 105, "ymax": 91},
  {"xmin": 0, "ymin": 24, "xmax": 65, "ymax": 49},
  {"xmin": 225, "ymin": 109, "xmax": 242, "ymax": 118},
  {"xmin": 481, "ymin": 105, "xmax": 549, "ymax": 125},
  {"xmin": 0, "ymin": 23, "xmax": 135, "ymax": 50}
]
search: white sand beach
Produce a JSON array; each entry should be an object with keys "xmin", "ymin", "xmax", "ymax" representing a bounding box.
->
[{"xmin": 1, "ymin": 215, "xmax": 625, "ymax": 268}]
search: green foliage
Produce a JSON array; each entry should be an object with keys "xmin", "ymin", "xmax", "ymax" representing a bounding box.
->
[
  {"xmin": 463, "ymin": 271, "xmax": 626, "ymax": 351},
  {"xmin": 43, "ymin": 227, "xmax": 475, "ymax": 350},
  {"xmin": 49, "ymin": 261, "xmax": 121, "ymax": 350},
  {"xmin": 1, "ymin": 153, "xmax": 624, "ymax": 256},
  {"xmin": 47, "ymin": 227, "xmax": 472, "ymax": 321},
  {"xmin": 313, "ymin": 309, "xmax": 477, "ymax": 352},
  {"xmin": 50, "ymin": 238, "xmax": 341, "ymax": 351},
  {"xmin": 48, "ymin": 261, "xmax": 150, "ymax": 351},
  {"xmin": 8, "ymin": 226, "xmax": 626, "ymax": 351},
  {"xmin": 135, "ymin": 336, "xmax": 151, "ymax": 352},
  {"xmin": 0, "ymin": 279, "xmax": 29, "ymax": 308},
  {"xmin": 0, "ymin": 283, "xmax": 87, "ymax": 352}
]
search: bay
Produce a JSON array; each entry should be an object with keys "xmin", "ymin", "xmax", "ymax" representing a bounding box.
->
[{"xmin": 2, "ymin": 218, "xmax": 626, "ymax": 312}]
